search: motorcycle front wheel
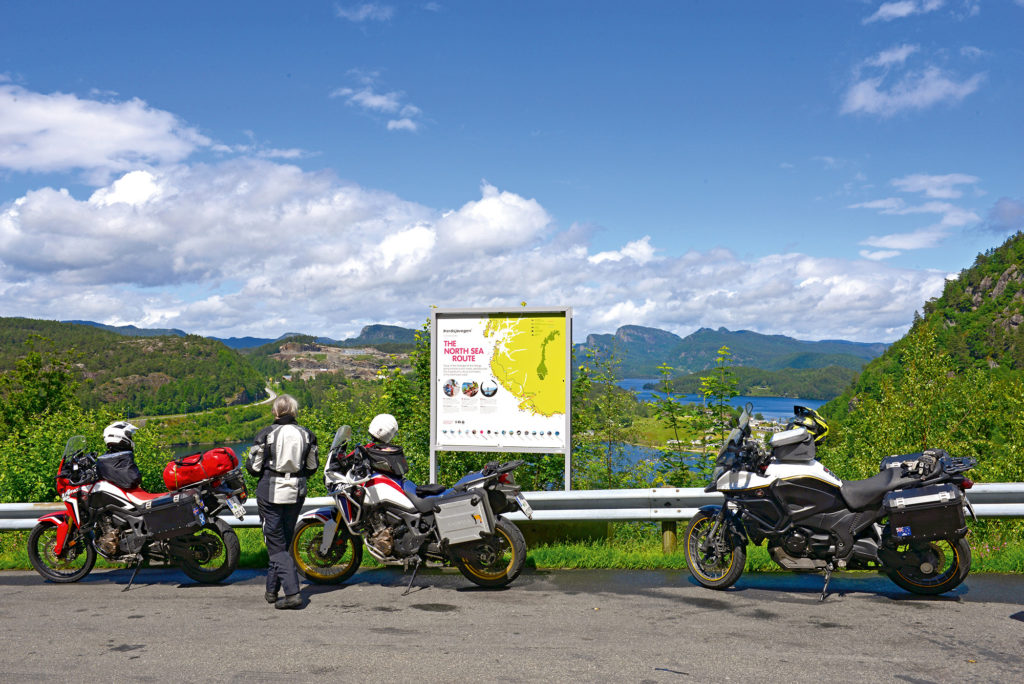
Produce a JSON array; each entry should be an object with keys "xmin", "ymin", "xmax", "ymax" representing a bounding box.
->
[
  {"xmin": 885, "ymin": 536, "xmax": 971, "ymax": 595},
  {"xmin": 28, "ymin": 522, "xmax": 96, "ymax": 583},
  {"xmin": 291, "ymin": 519, "xmax": 363, "ymax": 584},
  {"xmin": 452, "ymin": 517, "xmax": 526, "ymax": 588},
  {"xmin": 684, "ymin": 510, "xmax": 746, "ymax": 590},
  {"xmin": 177, "ymin": 521, "xmax": 240, "ymax": 584}
]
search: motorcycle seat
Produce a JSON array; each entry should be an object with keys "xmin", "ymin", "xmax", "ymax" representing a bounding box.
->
[
  {"xmin": 840, "ymin": 468, "xmax": 917, "ymax": 511},
  {"xmin": 123, "ymin": 488, "xmax": 168, "ymax": 504},
  {"xmin": 416, "ymin": 483, "xmax": 446, "ymax": 497}
]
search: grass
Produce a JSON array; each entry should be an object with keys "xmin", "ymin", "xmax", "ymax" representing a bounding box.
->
[{"xmin": 3, "ymin": 522, "xmax": 1022, "ymax": 574}]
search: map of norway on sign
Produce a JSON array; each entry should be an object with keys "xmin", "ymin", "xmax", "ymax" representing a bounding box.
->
[{"xmin": 434, "ymin": 310, "xmax": 569, "ymax": 452}]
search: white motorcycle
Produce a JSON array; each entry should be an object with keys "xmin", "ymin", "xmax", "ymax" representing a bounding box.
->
[
  {"xmin": 290, "ymin": 426, "xmax": 533, "ymax": 592},
  {"xmin": 685, "ymin": 404, "xmax": 977, "ymax": 599}
]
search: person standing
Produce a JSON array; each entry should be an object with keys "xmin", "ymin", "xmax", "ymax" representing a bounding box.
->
[{"xmin": 245, "ymin": 394, "xmax": 318, "ymax": 609}]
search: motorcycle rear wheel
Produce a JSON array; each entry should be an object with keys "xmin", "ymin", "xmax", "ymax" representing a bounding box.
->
[
  {"xmin": 291, "ymin": 519, "xmax": 363, "ymax": 584},
  {"xmin": 885, "ymin": 536, "xmax": 971, "ymax": 595},
  {"xmin": 28, "ymin": 522, "xmax": 96, "ymax": 583},
  {"xmin": 178, "ymin": 522, "xmax": 240, "ymax": 584},
  {"xmin": 452, "ymin": 517, "xmax": 526, "ymax": 588},
  {"xmin": 684, "ymin": 510, "xmax": 746, "ymax": 590}
]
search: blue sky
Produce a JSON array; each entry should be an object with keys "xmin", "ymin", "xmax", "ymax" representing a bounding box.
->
[{"xmin": 2, "ymin": 1, "xmax": 1022, "ymax": 342}]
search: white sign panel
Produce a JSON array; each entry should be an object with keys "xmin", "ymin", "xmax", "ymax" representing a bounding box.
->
[{"xmin": 432, "ymin": 309, "xmax": 570, "ymax": 452}]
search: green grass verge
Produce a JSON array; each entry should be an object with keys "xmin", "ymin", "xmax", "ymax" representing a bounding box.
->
[{"xmin": 4, "ymin": 523, "xmax": 1022, "ymax": 573}]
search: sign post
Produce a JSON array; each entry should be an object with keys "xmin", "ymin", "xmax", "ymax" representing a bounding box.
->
[{"xmin": 430, "ymin": 307, "xmax": 573, "ymax": 490}]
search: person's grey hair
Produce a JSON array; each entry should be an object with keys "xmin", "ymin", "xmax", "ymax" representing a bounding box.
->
[{"xmin": 272, "ymin": 394, "xmax": 299, "ymax": 418}]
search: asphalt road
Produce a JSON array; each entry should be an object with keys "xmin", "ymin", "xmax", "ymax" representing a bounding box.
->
[{"xmin": 1, "ymin": 567, "xmax": 1021, "ymax": 683}]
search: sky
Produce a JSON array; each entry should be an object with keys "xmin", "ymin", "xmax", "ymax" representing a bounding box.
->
[{"xmin": 1, "ymin": 1, "xmax": 1022, "ymax": 344}]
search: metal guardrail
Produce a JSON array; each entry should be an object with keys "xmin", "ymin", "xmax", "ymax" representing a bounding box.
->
[{"xmin": 1, "ymin": 483, "xmax": 1022, "ymax": 530}]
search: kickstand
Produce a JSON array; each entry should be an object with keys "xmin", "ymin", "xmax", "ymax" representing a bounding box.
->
[
  {"xmin": 401, "ymin": 558, "xmax": 422, "ymax": 597},
  {"xmin": 122, "ymin": 556, "xmax": 143, "ymax": 593},
  {"xmin": 819, "ymin": 565, "xmax": 833, "ymax": 602}
]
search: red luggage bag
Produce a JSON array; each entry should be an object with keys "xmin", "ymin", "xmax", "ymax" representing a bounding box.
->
[{"xmin": 163, "ymin": 447, "xmax": 238, "ymax": 490}]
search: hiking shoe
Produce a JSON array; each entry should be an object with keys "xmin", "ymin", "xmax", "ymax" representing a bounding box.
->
[
  {"xmin": 265, "ymin": 591, "xmax": 278, "ymax": 604},
  {"xmin": 275, "ymin": 594, "xmax": 303, "ymax": 610}
]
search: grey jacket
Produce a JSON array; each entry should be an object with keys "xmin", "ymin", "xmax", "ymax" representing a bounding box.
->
[{"xmin": 246, "ymin": 416, "xmax": 318, "ymax": 504}]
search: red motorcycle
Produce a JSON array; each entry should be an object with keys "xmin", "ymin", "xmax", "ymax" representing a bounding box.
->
[{"xmin": 28, "ymin": 436, "xmax": 248, "ymax": 589}]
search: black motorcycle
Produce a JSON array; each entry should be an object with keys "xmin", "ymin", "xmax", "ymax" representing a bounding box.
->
[{"xmin": 684, "ymin": 404, "xmax": 976, "ymax": 599}]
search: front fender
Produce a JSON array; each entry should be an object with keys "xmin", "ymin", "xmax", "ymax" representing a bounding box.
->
[
  {"xmin": 37, "ymin": 512, "xmax": 72, "ymax": 556},
  {"xmin": 696, "ymin": 504, "xmax": 748, "ymax": 546},
  {"xmin": 299, "ymin": 506, "xmax": 336, "ymax": 523}
]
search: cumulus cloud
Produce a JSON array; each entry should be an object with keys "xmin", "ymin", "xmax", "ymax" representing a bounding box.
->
[
  {"xmin": 841, "ymin": 45, "xmax": 984, "ymax": 117},
  {"xmin": 862, "ymin": 0, "xmax": 944, "ymax": 25},
  {"xmin": 0, "ymin": 161, "xmax": 948, "ymax": 342},
  {"xmin": 0, "ymin": 83, "xmax": 209, "ymax": 175}
]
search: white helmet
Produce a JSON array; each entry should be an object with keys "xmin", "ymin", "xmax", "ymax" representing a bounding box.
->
[
  {"xmin": 368, "ymin": 414, "xmax": 398, "ymax": 443},
  {"xmin": 103, "ymin": 421, "xmax": 139, "ymax": 451}
]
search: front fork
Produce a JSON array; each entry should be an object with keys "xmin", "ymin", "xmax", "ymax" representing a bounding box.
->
[{"xmin": 297, "ymin": 506, "xmax": 343, "ymax": 555}]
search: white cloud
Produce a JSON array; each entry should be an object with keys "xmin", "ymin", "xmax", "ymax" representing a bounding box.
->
[
  {"xmin": 862, "ymin": 227, "xmax": 948, "ymax": 250},
  {"xmin": 0, "ymin": 161, "xmax": 948, "ymax": 343},
  {"xmin": 859, "ymin": 249, "xmax": 902, "ymax": 261},
  {"xmin": 331, "ymin": 78, "xmax": 424, "ymax": 132},
  {"xmin": 862, "ymin": 0, "xmax": 944, "ymax": 24},
  {"xmin": 842, "ymin": 67, "xmax": 984, "ymax": 117},
  {"xmin": 0, "ymin": 83, "xmax": 209, "ymax": 174},
  {"xmin": 866, "ymin": 44, "xmax": 919, "ymax": 68},
  {"xmin": 335, "ymin": 4, "xmax": 394, "ymax": 22},
  {"xmin": 842, "ymin": 44, "xmax": 985, "ymax": 118},
  {"xmin": 890, "ymin": 172, "xmax": 979, "ymax": 198}
]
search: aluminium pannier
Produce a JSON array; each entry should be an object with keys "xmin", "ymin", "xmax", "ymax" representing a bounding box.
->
[
  {"xmin": 884, "ymin": 483, "xmax": 967, "ymax": 543},
  {"xmin": 434, "ymin": 491, "xmax": 495, "ymax": 545}
]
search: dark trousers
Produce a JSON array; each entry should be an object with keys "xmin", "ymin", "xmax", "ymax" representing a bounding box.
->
[{"xmin": 257, "ymin": 496, "xmax": 304, "ymax": 597}]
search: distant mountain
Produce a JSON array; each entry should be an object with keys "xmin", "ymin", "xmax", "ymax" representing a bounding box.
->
[
  {"xmin": 577, "ymin": 324, "xmax": 887, "ymax": 377},
  {"xmin": 340, "ymin": 324, "xmax": 417, "ymax": 346},
  {"xmin": 65, "ymin": 320, "xmax": 187, "ymax": 338},
  {"xmin": 2, "ymin": 317, "xmax": 266, "ymax": 414},
  {"xmin": 828, "ymin": 230, "xmax": 1024, "ymax": 418}
]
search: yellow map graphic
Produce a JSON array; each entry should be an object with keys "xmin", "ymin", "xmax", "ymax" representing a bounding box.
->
[{"xmin": 484, "ymin": 315, "xmax": 566, "ymax": 417}]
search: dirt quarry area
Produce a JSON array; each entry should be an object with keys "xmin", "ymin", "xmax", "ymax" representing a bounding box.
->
[{"xmin": 272, "ymin": 342, "xmax": 411, "ymax": 381}]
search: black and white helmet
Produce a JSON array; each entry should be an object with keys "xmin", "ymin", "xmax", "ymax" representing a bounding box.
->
[{"xmin": 103, "ymin": 421, "xmax": 139, "ymax": 451}]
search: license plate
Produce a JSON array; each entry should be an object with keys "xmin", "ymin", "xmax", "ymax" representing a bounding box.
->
[
  {"xmin": 515, "ymin": 494, "xmax": 534, "ymax": 519},
  {"xmin": 228, "ymin": 496, "xmax": 246, "ymax": 520}
]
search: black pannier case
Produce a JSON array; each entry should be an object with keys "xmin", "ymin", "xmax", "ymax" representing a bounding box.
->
[
  {"xmin": 363, "ymin": 445, "xmax": 408, "ymax": 477},
  {"xmin": 97, "ymin": 451, "xmax": 142, "ymax": 490},
  {"xmin": 141, "ymin": 490, "xmax": 205, "ymax": 540},
  {"xmin": 884, "ymin": 483, "xmax": 967, "ymax": 543}
]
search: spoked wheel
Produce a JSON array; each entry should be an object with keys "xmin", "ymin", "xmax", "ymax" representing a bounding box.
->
[
  {"xmin": 291, "ymin": 518, "xmax": 363, "ymax": 584},
  {"xmin": 28, "ymin": 523, "xmax": 96, "ymax": 583},
  {"xmin": 885, "ymin": 536, "xmax": 971, "ymax": 595},
  {"xmin": 684, "ymin": 510, "xmax": 746, "ymax": 590},
  {"xmin": 452, "ymin": 518, "xmax": 526, "ymax": 588},
  {"xmin": 177, "ymin": 522, "xmax": 240, "ymax": 584}
]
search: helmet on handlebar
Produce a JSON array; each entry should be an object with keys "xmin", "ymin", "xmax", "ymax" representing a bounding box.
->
[
  {"xmin": 368, "ymin": 413, "xmax": 398, "ymax": 444},
  {"xmin": 103, "ymin": 421, "xmax": 139, "ymax": 451}
]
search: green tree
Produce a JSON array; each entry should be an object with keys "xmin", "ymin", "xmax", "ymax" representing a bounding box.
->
[
  {"xmin": 0, "ymin": 337, "xmax": 80, "ymax": 434},
  {"xmin": 652, "ymin": 363, "xmax": 699, "ymax": 486}
]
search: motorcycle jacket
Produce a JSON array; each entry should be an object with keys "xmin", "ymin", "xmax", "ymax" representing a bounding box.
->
[{"xmin": 246, "ymin": 416, "xmax": 319, "ymax": 504}]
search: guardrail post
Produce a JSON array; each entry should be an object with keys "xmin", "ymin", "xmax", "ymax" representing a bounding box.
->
[{"xmin": 661, "ymin": 520, "xmax": 677, "ymax": 554}]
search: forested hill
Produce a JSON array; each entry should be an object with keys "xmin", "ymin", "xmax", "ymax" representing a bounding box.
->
[
  {"xmin": 577, "ymin": 324, "xmax": 886, "ymax": 377},
  {"xmin": 1, "ymin": 318, "xmax": 266, "ymax": 415},
  {"xmin": 665, "ymin": 365, "xmax": 859, "ymax": 401},
  {"xmin": 826, "ymin": 231, "xmax": 1024, "ymax": 419}
]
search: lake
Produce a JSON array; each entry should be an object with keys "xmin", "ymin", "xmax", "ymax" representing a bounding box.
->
[{"xmin": 616, "ymin": 378, "xmax": 826, "ymax": 421}]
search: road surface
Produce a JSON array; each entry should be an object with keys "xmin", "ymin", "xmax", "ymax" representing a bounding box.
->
[{"xmin": 1, "ymin": 567, "xmax": 1021, "ymax": 682}]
